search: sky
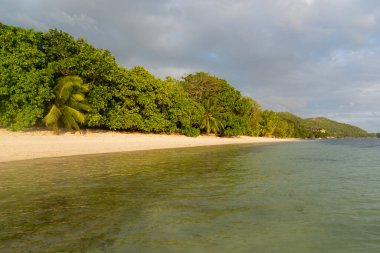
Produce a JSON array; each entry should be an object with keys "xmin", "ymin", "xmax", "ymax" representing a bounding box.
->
[{"xmin": 1, "ymin": 0, "xmax": 380, "ymax": 132}]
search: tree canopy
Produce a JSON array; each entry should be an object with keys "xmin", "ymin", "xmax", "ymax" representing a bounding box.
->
[{"xmin": 0, "ymin": 23, "xmax": 373, "ymax": 138}]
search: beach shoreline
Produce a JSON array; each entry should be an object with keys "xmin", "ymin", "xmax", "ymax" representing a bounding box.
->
[{"xmin": 0, "ymin": 129, "xmax": 297, "ymax": 163}]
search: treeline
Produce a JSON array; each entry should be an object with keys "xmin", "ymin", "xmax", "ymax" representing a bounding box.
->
[{"xmin": 0, "ymin": 23, "xmax": 372, "ymax": 138}]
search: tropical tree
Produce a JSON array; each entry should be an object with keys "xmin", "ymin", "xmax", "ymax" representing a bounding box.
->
[
  {"xmin": 43, "ymin": 76, "xmax": 91, "ymax": 134},
  {"xmin": 259, "ymin": 110, "xmax": 280, "ymax": 137},
  {"xmin": 181, "ymin": 72, "xmax": 222, "ymax": 103},
  {"xmin": 165, "ymin": 77, "xmax": 204, "ymax": 136},
  {"xmin": 201, "ymin": 98, "xmax": 222, "ymax": 134},
  {"xmin": 0, "ymin": 23, "xmax": 54, "ymax": 130},
  {"xmin": 247, "ymin": 98, "xmax": 262, "ymax": 136}
]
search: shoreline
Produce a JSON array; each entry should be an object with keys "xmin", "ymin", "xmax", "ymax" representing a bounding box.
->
[{"xmin": 0, "ymin": 129, "xmax": 297, "ymax": 163}]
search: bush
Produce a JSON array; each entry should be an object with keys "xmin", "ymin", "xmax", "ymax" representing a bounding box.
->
[
  {"xmin": 181, "ymin": 127, "xmax": 200, "ymax": 137},
  {"xmin": 220, "ymin": 128, "xmax": 241, "ymax": 137}
]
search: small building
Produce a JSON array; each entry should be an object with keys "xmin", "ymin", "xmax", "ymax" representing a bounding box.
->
[{"xmin": 311, "ymin": 127, "xmax": 326, "ymax": 133}]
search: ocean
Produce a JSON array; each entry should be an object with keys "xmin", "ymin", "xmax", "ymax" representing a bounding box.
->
[{"xmin": 0, "ymin": 139, "xmax": 379, "ymax": 252}]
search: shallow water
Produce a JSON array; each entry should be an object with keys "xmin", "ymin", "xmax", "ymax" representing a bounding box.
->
[{"xmin": 0, "ymin": 140, "xmax": 379, "ymax": 252}]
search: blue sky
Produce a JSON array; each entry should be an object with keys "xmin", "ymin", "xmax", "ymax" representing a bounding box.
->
[{"xmin": 2, "ymin": 0, "xmax": 380, "ymax": 132}]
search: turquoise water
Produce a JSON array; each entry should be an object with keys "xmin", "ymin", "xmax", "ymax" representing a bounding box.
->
[{"xmin": 0, "ymin": 140, "xmax": 379, "ymax": 252}]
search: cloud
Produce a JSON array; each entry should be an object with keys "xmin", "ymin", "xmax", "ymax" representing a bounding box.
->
[
  {"xmin": 2, "ymin": 0, "xmax": 380, "ymax": 131},
  {"xmin": 46, "ymin": 10, "xmax": 98, "ymax": 31}
]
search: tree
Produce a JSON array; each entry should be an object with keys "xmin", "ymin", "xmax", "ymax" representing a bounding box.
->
[
  {"xmin": 0, "ymin": 23, "xmax": 54, "ymax": 130},
  {"xmin": 201, "ymin": 98, "xmax": 222, "ymax": 134},
  {"xmin": 95, "ymin": 66, "xmax": 176, "ymax": 132},
  {"xmin": 181, "ymin": 72, "xmax": 256, "ymax": 136},
  {"xmin": 259, "ymin": 110, "xmax": 280, "ymax": 137},
  {"xmin": 43, "ymin": 76, "xmax": 90, "ymax": 134},
  {"xmin": 272, "ymin": 120, "xmax": 291, "ymax": 138},
  {"xmin": 247, "ymin": 98, "xmax": 262, "ymax": 136},
  {"xmin": 181, "ymin": 72, "xmax": 222, "ymax": 103},
  {"xmin": 165, "ymin": 77, "xmax": 204, "ymax": 135}
]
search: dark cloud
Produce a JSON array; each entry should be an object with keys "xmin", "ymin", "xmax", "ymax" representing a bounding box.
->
[{"xmin": 2, "ymin": 0, "xmax": 380, "ymax": 131}]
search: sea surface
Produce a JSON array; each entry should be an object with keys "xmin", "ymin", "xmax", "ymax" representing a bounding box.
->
[{"xmin": 0, "ymin": 139, "xmax": 379, "ymax": 253}]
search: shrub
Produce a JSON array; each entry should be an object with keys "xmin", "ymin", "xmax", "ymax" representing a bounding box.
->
[
  {"xmin": 181, "ymin": 127, "xmax": 200, "ymax": 137},
  {"xmin": 220, "ymin": 128, "xmax": 240, "ymax": 137}
]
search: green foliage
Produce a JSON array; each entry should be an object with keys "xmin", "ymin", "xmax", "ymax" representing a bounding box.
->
[
  {"xmin": 1, "ymin": 22, "xmax": 370, "ymax": 139},
  {"xmin": 165, "ymin": 78, "xmax": 204, "ymax": 131},
  {"xmin": 0, "ymin": 24, "xmax": 54, "ymax": 130},
  {"xmin": 93, "ymin": 66, "xmax": 175, "ymax": 132},
  {"xmin": 259, "ymin": 110, "xmax": 280, "ymax": 137},
  {"xmin": 276, "ymin": 112, "xmax": 315, "ymax": 138},
  {"xmin": 277, "ymin": 112, "xmax": 372, "ymax": 138},
  {"xmin": 244, "ymin": 99, "xmax": 262, "ymax": 136},
  {"xmin": 41, "ymin": 29, "xmax": 79, "ymax": 63},
  {"xmin": 181, "ymin": 72, "xmax": 254, "ymax": 136},
  {"xmin": 0, "ymin": 23, "xmax": 263, "ymax": 137},
  {"xmin": 181, "ymin": 127, "xmax": 201, "ymax": 137},
  {"xmin": 43, "ymin": 76, "xmax": 90, "ymax": 133},
  {"xmin": 181, "ymin": 72, "xmax": 221, "ymax": 103},
  {"xmin": 304, "ymin": 117, "xmax": 369, "ymax": 138},
  {"xmin": 200, "ymin": 98, "xmax": 223, "ymax": 135}
]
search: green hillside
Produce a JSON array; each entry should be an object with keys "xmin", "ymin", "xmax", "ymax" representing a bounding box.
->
[
  {"xmin": 276, "ymin": 112, "xmax": 315, "ymax": 138},
  {"xmin": 276, "ymin": 112, "xmax": 306, "ymax": 127},
  {"xmin": 304, "ymin": 117, "xmax": 370, "ymax": 138},
  {"xmin": 277, "ymin": 112, "xmax": 371, "ymax": 138}
]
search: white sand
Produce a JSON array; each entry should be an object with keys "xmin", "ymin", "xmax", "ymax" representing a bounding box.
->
[{"xmin": 0, "ymin": 129, "xmax": 295, "ymax": 162}]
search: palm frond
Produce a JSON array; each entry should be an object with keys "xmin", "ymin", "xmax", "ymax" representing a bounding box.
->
[
  {"xmin": 58, "ymin": 82, "xmax": 74, "ymax": 104},
  {"xmin": 71, "ymin": 93, "xmax": 85, "ymax": 102},
  {"xmin": 43, "ymin": 105, "xmax": 62, "ymax": 126},
  {"xmin": 62, "ymin": 113, "xmax": 80, "ymax": 131},
  {"xmin": 76, "ymin": 102, "xmax": 91, "ymax": 112},
  {"xmin": 79, "ymin": 83, "xmax": 90, "ymax": 93},
  {"xmin": 67, "ymin": 100, "xmax": 91, "ymax": 112},
  {"xmin": 63, "ymin": 105, "xmax": 86, "ymax": 124},
  {"xmin": 43, "ymin": 105, "xmax": 62, "ymax": 134},
  {"xmin": 62, "ymin": 106, "xmax": 75, "ymax": 130},
  {"xmin": 45, "ymin": 75, "xmax": 91, "ymax": 133}
]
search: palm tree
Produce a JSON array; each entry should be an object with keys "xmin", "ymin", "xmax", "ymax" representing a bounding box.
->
[
  {"xmin": 43, "ymin": 76, "xmax": 91, "ymax": 134},
  {"xmin": 201, "ymin": 98, "xmax": 222, "ymax": 135}
]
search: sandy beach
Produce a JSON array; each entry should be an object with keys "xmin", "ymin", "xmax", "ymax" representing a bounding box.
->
[{"xmin": 0, "ymin": 129, "xmax": 295, "ymax": 162}]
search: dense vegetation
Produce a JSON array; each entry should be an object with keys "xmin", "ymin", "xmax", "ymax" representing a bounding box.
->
[
  {"xmin": 277, "ymin": 112, "xmax": 372, "ymax": 138},
  {"xmin": 0, "ymin": 23, "xmax": 373, "ymax": 138}
]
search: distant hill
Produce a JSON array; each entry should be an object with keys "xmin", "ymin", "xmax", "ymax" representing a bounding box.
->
[
  {"xmin": 304, "ymin": 117, "xmax": 370, "ymax": 138},
  {"xmin": 277, "ymin": 112, "xmax": 371, "ymax": 138}
]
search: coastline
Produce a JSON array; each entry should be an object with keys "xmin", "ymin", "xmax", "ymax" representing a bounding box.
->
[{"xmin": 0, "ymin": 129, "xmax": 297, "ymax": 163}]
